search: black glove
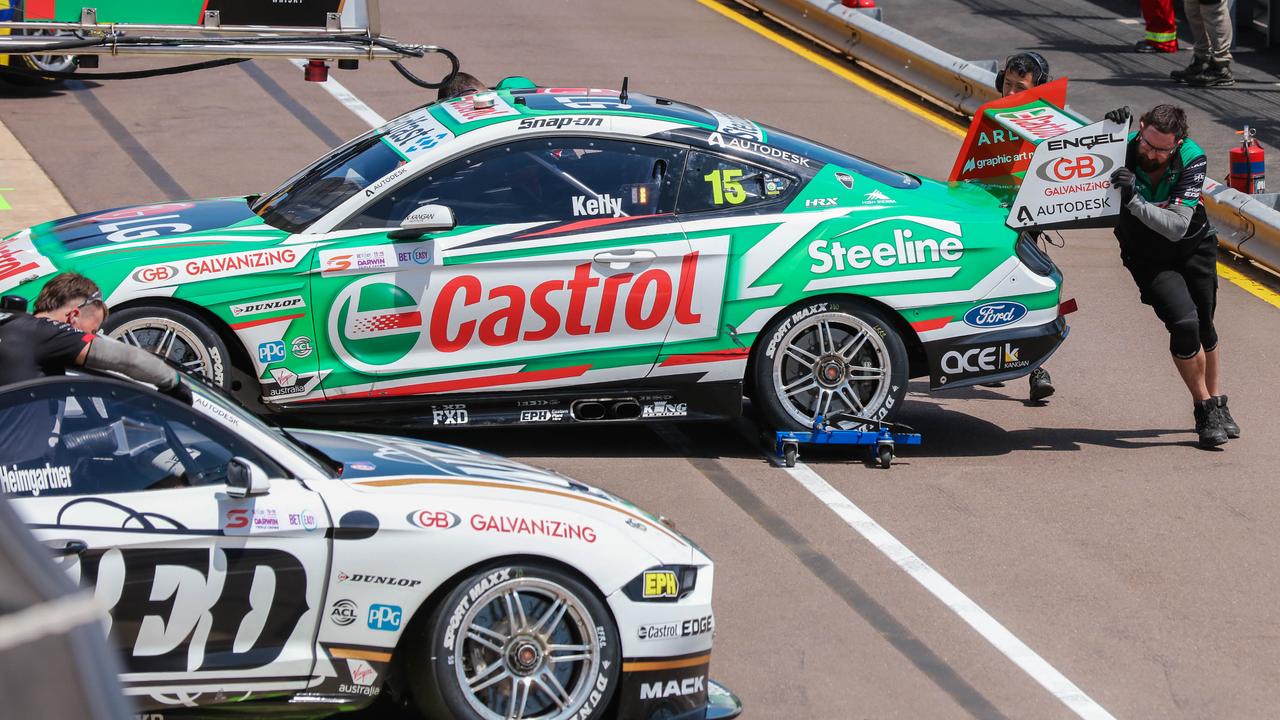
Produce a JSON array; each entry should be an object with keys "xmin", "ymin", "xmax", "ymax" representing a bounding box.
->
[
  {"xmin": 1111, "ymin": 167, "xmax": 1137, "ymax": 203},
  {"xmin": 1104, "ymin": 106, "xmax": 1131, "ymax": 125},
  {"xmin": 162, "ymin": 378, "xmax": 193, "ymax": 405}
]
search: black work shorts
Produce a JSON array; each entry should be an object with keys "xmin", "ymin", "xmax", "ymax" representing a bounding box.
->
[{"xmin": 1123, "ymin": 238, "xmax": 1219, "ymax": 350}]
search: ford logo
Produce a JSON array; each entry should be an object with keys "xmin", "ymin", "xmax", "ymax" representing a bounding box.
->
[{"xmin": 963, "ymin": 301, "xmax": 1027, "ymax": 328}]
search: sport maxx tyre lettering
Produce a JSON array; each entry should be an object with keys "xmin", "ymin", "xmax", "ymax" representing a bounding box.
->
[{"xmin": 102, "ymin": 305, "xmax": 229, "ymax": 389}]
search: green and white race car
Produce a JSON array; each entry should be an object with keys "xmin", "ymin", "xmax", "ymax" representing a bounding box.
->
[{"xmin": 0, "ymin": 82, "xmax": 1070, "ymax": 430}]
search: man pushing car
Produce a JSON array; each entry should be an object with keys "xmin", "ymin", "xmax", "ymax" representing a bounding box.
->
[{"xmin": 1105, "ymin": 104, "xmax": 1239, "ymax": 449}]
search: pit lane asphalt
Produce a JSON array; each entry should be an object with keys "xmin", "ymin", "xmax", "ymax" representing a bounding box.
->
[{"xmin": 3, "ymin": 1, "xmax": 1280, "ymax": 717}]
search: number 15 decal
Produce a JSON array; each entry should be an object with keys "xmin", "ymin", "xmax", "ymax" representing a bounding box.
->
[{"xmin": 704, "ymin": 169, "xmax": 747, "ymax": 206}]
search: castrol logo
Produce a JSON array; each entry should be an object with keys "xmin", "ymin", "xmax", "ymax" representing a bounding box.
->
[{"xmin": 328, "ymin": 239, "xmax": 729, "ymax": 374}]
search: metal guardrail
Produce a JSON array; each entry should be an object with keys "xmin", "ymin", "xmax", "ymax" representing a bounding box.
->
[{"xmin": 737, "ymin": 0, "xmax": 1280, "ymax": 276}]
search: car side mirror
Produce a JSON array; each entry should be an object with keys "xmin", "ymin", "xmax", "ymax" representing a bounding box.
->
[
  {"xmin": 389, "ymin": 204, "xmax": 455, "ymax": 240},
  {"xmin": 226, "ymin": 456, "xmax": 271, "ymax": 498}
]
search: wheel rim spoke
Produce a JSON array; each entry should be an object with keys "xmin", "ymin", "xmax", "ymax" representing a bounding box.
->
[
  {"xmin": 530, "ymin": 596, "xmax": 566, "ymax": 637},
  {"xmin": 547, "ymin": 643, "xmax": 591, "ymax": 664},
  {"xmin": 468, "ymin": 662, "xmax": 509, "ymax": 693},
  {"xmin": 811, "ymin": 389, "xmax": 834, "ymax": 421},
  {"xmin": 467, "ymin": 622, "xmax": 508, "ymax": 653},
  {"xmin": 506, "ymin": 677, "xmax": 531, "ymax": 720},
  {"xmin": 837, "ymin": 385, "xmax": 865, "ymax": 413},
  {"xmin": 534, "ymin": 669, "xmax": 574, "ymax": 710},
  {"xmin": 785, "ymin": 344, "xmax": 818, "ymax": 365},
  {"xmin": 816, "ymin": 321, "xmax": 835, "ymax": 355},
  {"xmin": 846, "ymin": 366, "xmax": 886, "ymax": 381},
  {"xmin": 782, "ymin": 375, "xmax": 818, "ymax": 400},
  {"xmin": 837, "ymin": 330, "xmax": 869, "ymax": 362}
]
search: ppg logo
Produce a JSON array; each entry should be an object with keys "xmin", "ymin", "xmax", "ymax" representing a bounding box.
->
[
  {"xmin": 367, "ymin": 604, "xmax": 402, "ymax": 631},
  {"xmin": 258, "ymin": 340, "xmax": 286, "ymax": 364}
]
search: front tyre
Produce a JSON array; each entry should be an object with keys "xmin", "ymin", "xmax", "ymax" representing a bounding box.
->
[
  {"xmin": 410, "ymin": 564, "xmax": 621, "ymax": 720},
  {"xmin": 102, "ymin": 305, "xmax": 229, "ymax": 389},
  {"xmin": 754, "ymin": 298, "xmax": 908, "ymax": 431}
]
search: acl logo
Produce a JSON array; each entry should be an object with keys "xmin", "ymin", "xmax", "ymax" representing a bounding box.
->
[{"xmin": 1037, "ymin": 153, "xmax": 1114, "ymax": 183}]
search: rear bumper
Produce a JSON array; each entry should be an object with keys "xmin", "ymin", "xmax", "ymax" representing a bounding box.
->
[{"xmin": 925, "ymin": 316, "xmax": 1069, "ymax": 391}]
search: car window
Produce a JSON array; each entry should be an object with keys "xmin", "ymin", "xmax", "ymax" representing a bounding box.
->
[
  {"xmin": 676, "ymin": 150, "xmax": 794, "ymax": 214},
  {"xmin": 342, "ymin": 137, "xmax": 687, "ymax": 230},
  {"xmin": 255, "ymin": 134, "xmax": 408, "ymax": 233},
  {"xmin": 0, "ymin": 380, "xmax": 287, "ymax": 498}
]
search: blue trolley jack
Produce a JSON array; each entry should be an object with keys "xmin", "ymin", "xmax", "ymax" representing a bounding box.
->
[{"xmin": 773, "ymin": 412, "xmax": 922, "ymax": 469}]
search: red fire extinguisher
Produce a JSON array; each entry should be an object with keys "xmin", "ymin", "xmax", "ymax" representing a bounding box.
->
[{"xmin": 1227, "ymin": 125, "xmax": 1265, "ymax": 194}]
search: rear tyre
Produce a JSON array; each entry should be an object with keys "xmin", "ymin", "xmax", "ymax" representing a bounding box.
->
[
  {"xmin": 409, "ymin": 563, "xmax": 620, "ymax": 720},
  {"xmin": 102, "ymin": 305, "xmax": 229, "ymax": 389},
  {"xmin": 753, "ymin": 297, "xmax": 908, "ymax": 431}
]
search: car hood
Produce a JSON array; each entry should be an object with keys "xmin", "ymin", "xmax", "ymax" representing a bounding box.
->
[
  {"xmin": 24, "ymin": 197, "xmax": 269, "ymax": 256},
  {"xmin": 289, "ymin": 427, "xmax": 685, "ymax": 533}
]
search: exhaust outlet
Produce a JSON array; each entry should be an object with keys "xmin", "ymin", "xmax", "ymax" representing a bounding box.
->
[
  {"xmin": 572, "ymin": 401, "xmax": 607, "ymax": 421},
  {"xmin": 610, "ymin": 399, "xmax": 641, "ymax": 420}
]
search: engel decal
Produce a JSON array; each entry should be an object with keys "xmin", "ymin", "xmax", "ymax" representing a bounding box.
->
[{"xmin": 326, "ymin": 241, "xmax": 728, "ymax": 374}]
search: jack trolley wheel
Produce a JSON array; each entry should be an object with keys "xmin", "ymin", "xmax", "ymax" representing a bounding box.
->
[
  {"xmin": 783, "ymin": 443, "xmax": 798, "ymax": 468},
  {"xmin": 876, "ymin": 444, "xmax": 894, "ymax": 469}
]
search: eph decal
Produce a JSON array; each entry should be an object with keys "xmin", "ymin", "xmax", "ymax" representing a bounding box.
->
[
  {"xmin": 642, "ymin": 570, "xmax": 679, "ymax": 599},
  {"xmin": 519, "ymin": 408, "xmax": 568, "ymax": 423}
]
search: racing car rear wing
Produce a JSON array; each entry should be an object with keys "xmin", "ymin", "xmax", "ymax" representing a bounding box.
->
[
  {"xmin": 0, "ymin": 0, "xmax": 453, "ymax": 83},
  {"xmin": 949, "ymin": 78, "xmax": 1131, "ymax": 232}
]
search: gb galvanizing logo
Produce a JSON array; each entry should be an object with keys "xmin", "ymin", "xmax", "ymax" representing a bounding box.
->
[{"xmin": 962, "ymin": 301, "xmax": 1027, "ymax": 329}]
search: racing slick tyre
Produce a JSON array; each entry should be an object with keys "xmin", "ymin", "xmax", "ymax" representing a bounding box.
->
[
  {"xmin": 754, "ymin": 297, "xmax": 908, "ymax": 431},
  {"xmin": 102, "ymin": 305, "xmax": 230, "ymax": 389},
  {"xmin": 409, "ymin": 563, "xmax": 621, "ymax": 720}
]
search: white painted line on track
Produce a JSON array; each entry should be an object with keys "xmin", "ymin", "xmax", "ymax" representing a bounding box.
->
[
  {"xmin": 783, "ymin": 459, "xmax": 1115, "ymax": 720},
  {"xmin": 289, "ymin": 59, "xmax": 387, "ymax": 128}
]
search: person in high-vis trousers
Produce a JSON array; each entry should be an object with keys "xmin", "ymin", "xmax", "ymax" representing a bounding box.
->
[{"xmin": 1138, "ymin": 0, "xmax": 1179, "ymax": 53}]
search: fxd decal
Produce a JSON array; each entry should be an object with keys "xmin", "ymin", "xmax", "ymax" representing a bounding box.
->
[
  {"xmin": 808, "ymin": 217, "xmax": 964, "ymax": 274},
  {"xmin": 327, "ymin": 237, "xmax": 729, "ymax": 374},
  {"xmin": 77, "ymin": 547, "xmax": 309, "ymax": 673},
  {"xmin": 0, "ymin": 232, "xmax": 58, "ymax": 293},
  {"xmin": 517, "ymin": 116, "xmax": 604, "ymax": 131},
  {"xmin": 962, "ymin": 301, "xmax": 1028, "ymax": 329},
  {"xmin": 230, "ymin": 295, "xmax": 305, "ymax": 317},
  {"xmin": 708, "ymin": 131, "xmax": 810, "ymax": 167},
  {"xmin": 432, "ymin": 404, "xmax": 468, "ymax": 426}
]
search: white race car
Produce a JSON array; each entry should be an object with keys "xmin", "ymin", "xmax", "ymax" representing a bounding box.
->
[{"xmin": 0, "ymin": 372, "xmax": 740, "ymax": 720}]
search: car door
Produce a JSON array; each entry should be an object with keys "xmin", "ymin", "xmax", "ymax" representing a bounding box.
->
[
  {"xmin": 310, "ymin": 135, "xmax": 704, "ymax": 402},
  {"xmin": 0, "ymin": 377, "xmax": 329, "ymax": 711}
]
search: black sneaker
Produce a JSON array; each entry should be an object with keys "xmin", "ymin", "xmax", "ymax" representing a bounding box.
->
[
  {"xmin": 1028, "ymin": 367, "xmax": 1055, "ymax": 402},
  {"xmin": 1214, "ymin": 395, "xmax": 1240, "ymax": 438},
  {"xmin": 1187, "ymin": 61, "xmax": 1235, "ymax": 87},
  {"xmin": 1194, "ymin": 398, "xmax": 1229, "ymax": 448},
  {"xmin": 1171, "ymin": 57, "xmax": 1207, "ymax": 82}
]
